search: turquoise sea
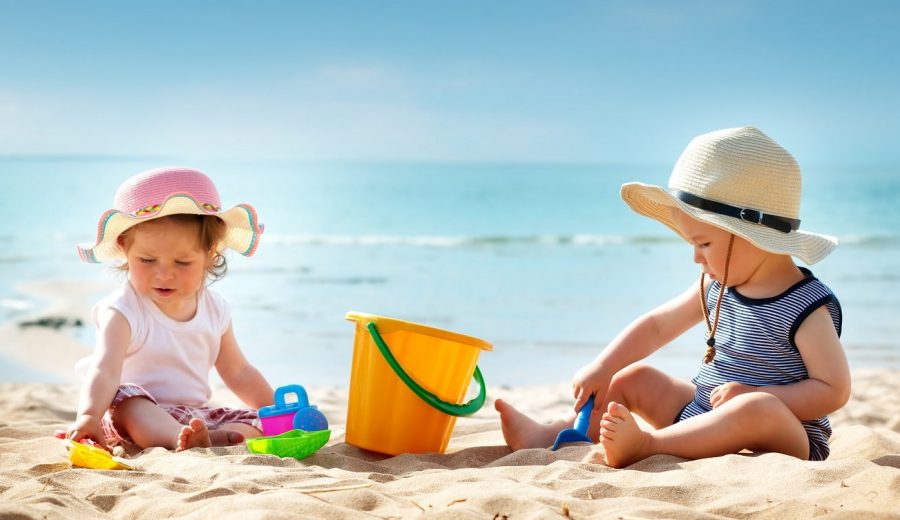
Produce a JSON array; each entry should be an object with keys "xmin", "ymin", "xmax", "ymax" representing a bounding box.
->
[{"xmin": 1, "ymin": 159, "xmax": 899, "ymax": 388}]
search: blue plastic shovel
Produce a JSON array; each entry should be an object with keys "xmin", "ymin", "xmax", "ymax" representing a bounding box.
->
[{"xmin": 550, "ymin": 394, "xmax": 595, "ymax": 451}]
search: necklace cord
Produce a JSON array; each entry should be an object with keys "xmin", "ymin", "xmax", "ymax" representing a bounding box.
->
[{"xmin": 701, "ymin": 234, "xmax": 735, "ymax": 364}]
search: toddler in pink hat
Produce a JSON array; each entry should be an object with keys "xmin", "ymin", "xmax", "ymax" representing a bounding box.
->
[{"xmin": 68, "ymin": 167, "xmax": 274, "ymax": 452}]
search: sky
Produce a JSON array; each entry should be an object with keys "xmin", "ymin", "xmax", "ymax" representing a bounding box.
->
[{"xmin": 1, "ymin": 1, "xmax": 898, "ymax": 166}]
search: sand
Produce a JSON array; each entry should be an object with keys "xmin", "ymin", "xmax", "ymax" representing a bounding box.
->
[
  {"xmin": 0, "ymin": 372, "xmax": 897, "ymax": 519},
  {"xmin": 1, "ymin": 281, "xmax": 898, "ymax": 518}
]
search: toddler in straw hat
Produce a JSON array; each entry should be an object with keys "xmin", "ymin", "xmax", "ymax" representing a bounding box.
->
[
  {"xmin": 68, "ymin": 167, "xmax": 275, "ymax": 452},
  {"xmin": 496, "ymin": 127, "xmax": 850, "ymax": 466}
]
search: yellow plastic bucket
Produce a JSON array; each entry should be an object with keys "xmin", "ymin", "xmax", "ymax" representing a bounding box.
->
[{"xmin": 344, "ymin": 311, "xmax": 492, "ymax": 455}]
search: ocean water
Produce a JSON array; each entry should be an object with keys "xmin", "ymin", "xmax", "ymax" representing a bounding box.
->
[{"xmin": 1, "ymin": 159, "xmax": 898, "ymax": 388}]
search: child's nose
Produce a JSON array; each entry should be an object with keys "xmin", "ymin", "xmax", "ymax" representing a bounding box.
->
[
  {"xmin": 155, "ymin": 264, "xmax": 174, "ymax": 280},
  {"xmin": 692, "ymin": 247, "xmax": 704, "ymax": 264}
]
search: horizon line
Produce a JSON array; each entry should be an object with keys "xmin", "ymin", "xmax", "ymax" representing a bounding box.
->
[{"xmin": 0, "ymin": 154, "xmax": 894, "ymax": 170}]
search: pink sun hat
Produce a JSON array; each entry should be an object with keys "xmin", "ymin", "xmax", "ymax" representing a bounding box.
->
[{"xmin": 77, "ymin": 167, "xmax": 264, "ymax": 263}]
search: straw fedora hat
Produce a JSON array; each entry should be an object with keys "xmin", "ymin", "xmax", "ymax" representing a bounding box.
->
[
  {"xmin": 77, "ymin": 167, "xmax": 264, "ymax": 263},
  {"xmin": 620, "ymin": 126, "xmax": 837, "ymax": 265}
]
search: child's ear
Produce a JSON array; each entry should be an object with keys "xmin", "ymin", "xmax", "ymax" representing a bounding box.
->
[{"xmin": 116, "ymin": 235, "xmax": 126, "ymax": 251}]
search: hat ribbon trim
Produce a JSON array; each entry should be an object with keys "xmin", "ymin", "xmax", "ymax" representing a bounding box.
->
[{"xmin": 671, "ymin": 190, "xmax": 800, "ymax": 234}]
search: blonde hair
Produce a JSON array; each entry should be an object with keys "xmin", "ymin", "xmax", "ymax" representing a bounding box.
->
[{"xmin": 116, "ymin": 215, "xmax": 228, "ymax": 282}]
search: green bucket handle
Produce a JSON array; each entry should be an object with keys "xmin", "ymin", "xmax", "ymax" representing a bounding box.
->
[{"xmin": 366, "ymin": 321, "xmax": 486, "ymax": 417}]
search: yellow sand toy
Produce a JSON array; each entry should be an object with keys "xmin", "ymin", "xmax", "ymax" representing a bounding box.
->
[{"xmin": 65, "ymin": 439, "xmax": 134, "ymax": 470}]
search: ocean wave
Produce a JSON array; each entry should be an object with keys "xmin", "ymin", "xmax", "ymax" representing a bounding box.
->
[
  {"xmin": 0, "ymin": 298, "xmax": 32, "ymax": 311},
  {"xmin": 839, "ymin": 234, "xmax": 900, "ymax": 247},
  {"xmin": 263, "ymin": 233, "xmax": 682, "ymax": 248},
  {"xmin": 291, "ymin": 276, "xmax": 388, "ymax": 285},
  {"xmin": 5, "ymin": 231, "xmax": 899, "ymax": 252},
  {"xmin": 258, "ymin": 232, "xmax": 900, "ymax": 249},
  {"xmin": 0, "ymin": 254, "xmax": 34, "ymax": 264}
]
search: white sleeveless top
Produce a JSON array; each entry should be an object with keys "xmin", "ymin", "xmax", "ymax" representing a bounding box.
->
[{"xmin": 76, "ymin": 282, "xmax": 231, "ymax": 407}]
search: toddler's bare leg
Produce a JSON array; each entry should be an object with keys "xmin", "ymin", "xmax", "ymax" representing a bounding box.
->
[
  {"xmin": 600, "ymin": 392, "xmax": 810, "ymax": 468},
  {"xmin": 113, "ymin": 396, "xmax": 189, "ymax": 450},
  {"xmin": 495, "ymin": 399, "xmax": 576, "ymax": 450},
  {"xmin": 593, "ymin": 363, "xmax": 696, "ymax": 441},
  {"xmin": 497, "ymin": 363, "xmax": 694, "ymax": 451}
]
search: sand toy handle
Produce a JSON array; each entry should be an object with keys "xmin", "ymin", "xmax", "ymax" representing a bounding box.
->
[{"xmin": 366, "ymin": 321, "xmax": 487, "ymax": 417}]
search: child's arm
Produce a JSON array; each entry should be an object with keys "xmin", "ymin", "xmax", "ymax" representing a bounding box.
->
[
  {"xmin": 573, "ymin": 278, "xmax": 705, "ymax": 413},
  {"xmin": 68, "ymin": 309, "xmax": 131, "ymax": 450},
  {"xmin": 710, "ymin": 305, "xmax": 851, "ymax": 420},
  {"xmin": 215, "ymin": 324, "xmax": 274, "ymax": 409}
]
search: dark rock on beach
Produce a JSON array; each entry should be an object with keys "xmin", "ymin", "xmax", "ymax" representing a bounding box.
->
[{"xmin": 17, "ymin": 316, "xmax": 84, "ymax": 330}]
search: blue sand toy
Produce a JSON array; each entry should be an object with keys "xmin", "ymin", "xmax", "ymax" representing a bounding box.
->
[
  {"xmin": 550, "ymin": 394, "xmax": 595, "ymax": 451},
  {"xmin": 258, "ymin": 385, "xmax": 329, "ymax": 436}
]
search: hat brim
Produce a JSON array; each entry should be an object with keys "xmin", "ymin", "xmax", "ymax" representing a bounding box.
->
[
  {"xmin": 77, "ymin": 193, "xmax": 263, "ymax": 263},
  {"xmin": 620, "ymin": 182, "xmax": 837, "ymax": 265}
]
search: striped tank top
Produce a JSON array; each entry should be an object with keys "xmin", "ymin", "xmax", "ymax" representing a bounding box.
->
[{"xmin": 682, "ymin": 267, "xmax": 842, "ymax": 461}]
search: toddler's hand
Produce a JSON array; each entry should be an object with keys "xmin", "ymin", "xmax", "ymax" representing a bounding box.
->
[
  {"xmin": 571, "ymin": 362, "xmax": 611, "ymax": 415},
  {"xmin": 709, "ymin": 382, "xmax": 753, "ymax": 409},
  {"xmin": 67, "ymin": 414, "xmax": 109, "ymax": 452}
]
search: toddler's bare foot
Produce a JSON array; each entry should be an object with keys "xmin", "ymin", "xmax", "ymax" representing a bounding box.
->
[
  {"xmin": 599, "ymin": 401, "xmax": 651, "ymax": 468},
  {"xmin": 176, "ymin": 418, "xmax": 211, "ymax": 452},
  {"xmin": 209, "ymin": 429, "xmax": 245, "ymax": 447},
  {"xmin": 495, "ymin": 399, "xmax": 562, "ymax": 450}
]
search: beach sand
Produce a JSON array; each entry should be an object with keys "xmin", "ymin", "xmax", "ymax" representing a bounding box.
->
[
  {"xmin": 1, "ymin": 282, "xmax": 899, "ymax": 518},
  {"xmin": 2, "ymin": 374, "xmax": 899, "ymax": 519}
]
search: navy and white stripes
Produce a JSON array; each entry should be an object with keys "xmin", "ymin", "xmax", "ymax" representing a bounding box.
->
[{"xmin": 681, "ymin": 267, "xmax": 842, "ymax": 461}]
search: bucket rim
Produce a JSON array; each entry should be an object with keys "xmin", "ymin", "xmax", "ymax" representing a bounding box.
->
[{"xmin": 345, "ymin": 311, "xmax": 493, "ymax": 351}]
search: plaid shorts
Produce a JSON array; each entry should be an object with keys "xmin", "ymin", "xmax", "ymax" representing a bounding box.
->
[{"xmin": 101, "ymin": 383, "xmax": 261, "ymax": 447}]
